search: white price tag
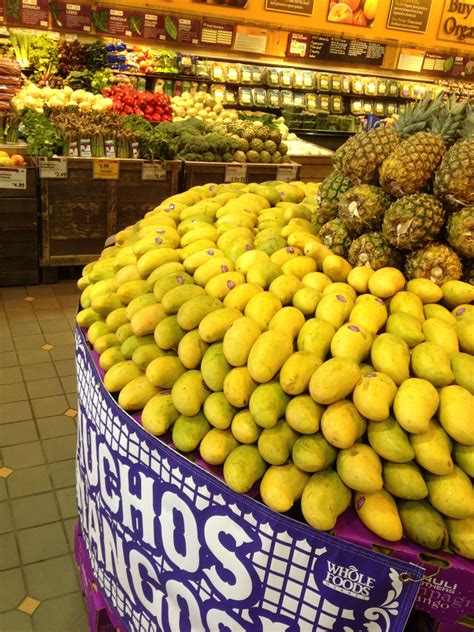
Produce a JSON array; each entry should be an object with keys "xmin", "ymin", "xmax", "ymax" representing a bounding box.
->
[
  {"xmin": 225, "ymin": 163, "xmax": 247, "ymax": 183},
  {"xmin": 0, "ymin": 167, "xmax": 27, "ymax": 190},
  {"xmin": 39, "ymin": 157, "xmax": 68, "ymax": 179},
  {"xmin": 142, "ymin": 161, "xmax": 167, "ymax": 181},
  {"xmin": 276, "ymin": 164, "xmax": 298, "ymax": 183}
]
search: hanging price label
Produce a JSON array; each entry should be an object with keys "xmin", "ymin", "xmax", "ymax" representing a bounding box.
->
[
  {"xmin": 39, "ymin": 157, "xmax": 68, "ymax": 179},
  {"xmin": 224, "ymin": 163, "xmax": 247, "ymax": 183},
  {"xmin": 93, "ymin": 159, "xmax": 120, "ymax": 180},
  {"xmin": 142, "ymin": 161, "xmax": 167, "ymax": 181},
  {"xmin": 0, "ymin": 167, "xmax": 27, "ymax": 190},
  {"xmin": 276, "ymin": 164, "xmax": 298, "ymax": 183}
]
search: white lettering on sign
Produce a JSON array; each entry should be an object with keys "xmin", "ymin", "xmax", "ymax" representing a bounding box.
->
[
  {"xmin": 323, "ymin": 562, "xmax": 376, "ymax": 600},
  {"xmin": 39, "ymin": 157, "xmax": 67, "ymax": 179}
]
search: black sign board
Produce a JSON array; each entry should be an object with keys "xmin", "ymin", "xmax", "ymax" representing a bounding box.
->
[
  {"xmin": 308, "ymin": 35, "xmax": 385, "ymax": 66},
  {"xmin": 387, "ymin": 0, "xmax": 432, "ymax": 33}
]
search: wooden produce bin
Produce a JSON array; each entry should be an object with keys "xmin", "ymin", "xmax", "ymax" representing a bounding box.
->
[
  {"xmin": 40, "ymin": 159, "xmax": 182, "ymax": 269},
  {"xmin": 293, "ymin": 155, "xmax": 334, "ymax": 182},
  {"xmin": 182, "ymin": 161, "xmax": 301, "ymax": 189},
  {"xmin": 0, "ymin": 166, "xmax": 39, "ymax": 286}
]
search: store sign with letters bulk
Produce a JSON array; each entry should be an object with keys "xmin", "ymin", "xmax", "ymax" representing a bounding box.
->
[
  {"xmin": 75, "ymin": 327, "xmax": 423, "ymax": 632},
  {"xmin": 438, "ymin": 0, "xmax": 474, "ymax": 44}
]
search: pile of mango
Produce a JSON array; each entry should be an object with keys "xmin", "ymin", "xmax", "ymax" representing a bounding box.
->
[{"xmin": 76, "ymin": 180, "xmax": 474, "ymax": 560}]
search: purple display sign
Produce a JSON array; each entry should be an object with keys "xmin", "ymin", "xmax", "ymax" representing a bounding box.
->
[
  {"xmin": 5, "ymin": 0, "xmax": 48, "ymax": 28},
  {"xmin": 93, "ymin": 6, "xmax": 145, "ymax": 38},
  {"xmin": 422, "ymin": 52, "xmax": 473, "ymax": 78},
  {"xmin": 75, "ymin": 325, "xmax": 423, "ymax": 632},
  {"xmin": 50, "ymin": 2, "xmax": 92, "ymax": 32}
]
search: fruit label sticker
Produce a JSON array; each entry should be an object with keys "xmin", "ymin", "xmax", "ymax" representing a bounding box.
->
[
  {"xmin": 142, "ymin": 161, "xmax": 167, "ymax": 181},
  {"xmin": 93, "ymin": 159, "xmax": 119, "ymax": 180},
  {"xmin": 225, "ymin": 163, "xmax": 247, "ymax": 183},
  {"xmin": 39, "ymin": 157, "xmax": 68, "ymax": 179},
  {"xmin": 0, "ymin": 167, "xmax": 26, "ymax": 189},
  {"xmin": 75, "ymin": 325, "xmax": 423, "ymax": 632},
  {"xmin": 276, "ymin": 164, "xmax": 298, "ymax": 182}
]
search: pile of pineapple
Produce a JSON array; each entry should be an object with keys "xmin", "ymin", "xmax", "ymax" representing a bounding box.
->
[
  {"xmin": 315, "ymin": 95, "xmax": 473, "ymax": 284},
  {"xmin": 224, "ymin": 121, "xmax": 289, "ymax": 164},
  {"xmin": 75, "ymin": 180, "xmax": 474, "ymax": 560}
]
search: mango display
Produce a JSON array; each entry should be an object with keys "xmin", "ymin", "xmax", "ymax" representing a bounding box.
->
[{"xmin": 76, "ymin": 180, "xmax": 474, "ymax": 558}]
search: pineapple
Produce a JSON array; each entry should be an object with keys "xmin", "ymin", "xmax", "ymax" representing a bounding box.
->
[
  {"xmin": 348, "ymin": 232, "xmax": 401, "ymax": 270},
  {"xmin": 434, "ymin": 106, "xmax": 474, "ymax": 210},
  {"xmin": 315, "ymin": 171, "xmax": 352, "ymax": 225},
  {"xmin": 462, "ymin": 258, "xmax": 474, "ymax": 285},
  {"xmin": 379, "ymin": 98, "xmax": 467, "ymax": 198},
  {"xmin": 339, "ymin": 94, "xmax": 442, "ymax": 186},
  {"xmin": 446, "ymin": 207, "xmax": 474, "ymax": 259},
  {"xmin": 405, "ymin": 243, "xmax": 462, "ymax": 285},
  {"xmin": 318, "ymin": 219, "xmax": 351, "ymax": 257},
  {"xmin": 382, "ymin": 193, "xmax": 445, "ymax": 250},
  {"xmin": 338, "ymin": 185, "xmax": 391, "ymax": 236}
]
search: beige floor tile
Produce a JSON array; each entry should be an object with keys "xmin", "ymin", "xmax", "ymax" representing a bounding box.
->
[
  {"xmin": 24, "ymin": 554, "xmax": 79, "ymax": 601},
  {"xmin": 0, "ymin": 610, "xmax": 33, "ymax": 631},
  {"xmin": 49, "ymin": 345, "xmax": 76, "ymax": 362},
  {"xmin": 7, "ymin": 465, "xmax": 52, "ymax": 498},
  {"xmin": 17, "ymin": 349, "xmax": 51, "ymax": 366},
  {"xmin": 21, "ymin": 362, "xmax": 57, "ymax": 382},
  {"xmin": 42, "ymin": 435, "xmax": 77, "ymax": 463},
  {"xmin": 0, "ymin": 420, "xmax": 38, "ymax": 447},
  {"xmin": 0, "ymin": 501, "xmax": 13, "ymax": 533},
  {"xmin": 0, "ymin": 351, "xmax": 18, "ymax": 368},
  {"xmin": 39, "ymin": 319, "xmax": 70, "ymax": 334},
  {"xmin": 0, "ymin": 401, "xmax": 33, "ymax": 424},
  {"xmin": 2, "ymin": 441, "xmax": 45, "ymax": 470},
  {"xmin": 0, "ymin": 532, "xmax": 20, "ymax": 570},
  {"xmin": 3, "ymin": 310, "xmax": 37, "ymax": 323},
  {"xmin": 0, "ymin": 568, "xmax": 25, "ymax": 612},
  {"xmin": 9, "ymin": 321, "xmax": 41, "ymax": 336},
  {"xmin": 36, "ymin": 416, "xmax": 77, "ymax": 440},
  {"xmin": 43, "ymin": 331, "xmax": 75, "ymax": 347},
  {"xmin": 32, "ymin": 592, "xmax": 87, "ymax": 631},
  {"xmin": 56, "ymin": 487, "xmax": 77, "ymax": 520},
  {"xmin": 0, "ymin": 382, "xmax": 28, "ymax": 404},
  {"xmin": 30, "ymin": 394, "xmax": 69, "ymax": 419},
  {"xmin": 34, "ymin": 308, "xmax": 66, "ymax": 321},
  {"xmin": 31, "ymin": 297, "xmax": 61, "ymax": 310},
  {"xmin": 0, "ymin": 337, "xmax": 14, "ymax": 352},
  {"xmin": 53, "ymin": 359, "xmax": 76, "ymax": 376},
  {"xmin": 26, "ymin": 377, "xmax": 63, "ymax": 400},
  {"xmin": 12, "ymin": 491, "xmax": 60, "ymax": 529},
  {"xmin": 48, "ymin": 460, "xmax": 76, "ymax": 489},
  {"xmin": 60, "ymin": 375, "xmax": 77, "ymax": 394},
  {"xmin": 13, "ymin": 334, "xmax": 46, "ymax": 351},
  {"xmin": 0, "ymin": 367, "xmax": 23, "ymax": 386},
  {"xmin": 17, "ymin": 522, "xmax": 68, "ymax": 564}
]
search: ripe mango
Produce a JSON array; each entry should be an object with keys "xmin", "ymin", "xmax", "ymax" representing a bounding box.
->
[
  {"xmin": 223, "ymin": 445, "xmax": 267, "ymax": 494},
  {"xmin": 131, "ymin": 303, "xmax": 167, "ymax": 336},
  {"xmin": 121, "ymin": 334, "xmax": 155, "ymax": 359},
  {"xmin": 309, "ymin": 358, "xmax": 361, "ymax": 405},
  {"xmin": 244, "ymin": 292, "xmax": 282, "ymax": 331},
  {"xmin": 223, "ymin": 317, "xmax": 261, "ymax": 367},
  {"xmin": 398, "ymin": 500, "xmax": 448, "ymax": 550},
  {"xmin": 368, "ymin": 267, "xmax": 405, "ymax": 298},
  {"xmin": 353, "ymin": 372, "xmax": 397, "ymax": 422},
  {"xmin": 389, "ymin": 291, "xmax": 424, "ymax": 322},
  {"xmin": 93, "ymin": 333, "xmax": 119, "ymax": 355},
  {"xmin": 246, "ymin": 261, "xmax": 283, "ymax": 289},
  {"xmin": 302, "ymin": 271, "xmax": 332, "ymax": 292},
  {"xmin": 106, "ymin": 307, "xmax": 129, "ymax": 332},
  {"xmin": 260, "ymin": 463, "xmax": 309, "ymax": 513},
  {"xmin": 183, "ymin": 247, "xmax": 225, "ymax": 274},
  {"xmin": 161, "ymin": 285, "xmax": 205, "ymax": 315},
  {"xmin": 194, "ymin": 257, "xmax": 234, "ymax": 287},
  {"xmin": 292, "ymin": 433, "xmax": 337, "ymax": 473},
  {"xmin": 393, "ymin": 378, "xmax": 439, "ymax": 435},
  {"xmin": 454, "ymin": 443, "xmax": 474, "ymax": 477},
  {"xmin": 117, "ymin": 280, "xmax": 148, "ymax": 305},
  {"xmin": 370, "ymin": 332, "xmax": 410, "ymax": 385},
  {"xmin": 87, "ymin": 320, "xmax": 110, "ymax": 345},
  {"xmin": 337, "ymin": 444, "xmax": 383, "ymax": 493},
  {"xmin": 269, "ymin": 274, "xmax": 303, "ymax": 305},
  {"xmin": 423, "ymin": 317, "xmax": 459, "ymax": 355},
  {"xmin": 223, "ymin": 282, "xmax": 263, "ymax": 311},
  {"xmin": 411, "ymin": 342, "xmax": 454, "ymax": 387},
  {"xmin": 146, "ymin": 356, "xmax": 186, "ymax": 389},
  {"xmin": 153, "ymin": 272, "xmax": 194, "ymax": 302},
  {"xmin": 426, "ymin": 466, "xmax": 474, "ymax": 519},
  {"xmin": 199, "ymin": 429, "xmax": 239, "ymax": 465},
  {"xmin": 383, "ymin": 462, "xmax": 428, "ymax": 500},
  {"xmin": 177, "ymin": 295, "xmax": 223, "ymax": 331},
  {"xmin": 268, "ymin": 306, "xmax": 305, "ymax": 340},
  {"xmin": 280, "ymin": 352, "xmax": 321, "ymax": 396},
  {"xmin": 235, "ymin": 249, "xmax": 269, "ymax": 274},
  {"xmin": 203, "ymin": 392, "xmax": 236, "ymax": 430},
  {"xmin": 172, "ymin": 412, "xmax": 211, "ymax": 453},
  {"xmin": 455, "ymin": 319, "xmax": 474, "ymax": 355},
  {"xmin": 223, "ymin": 367, "xmax": 257, "ymax": 408},
  {"xmin": 446, "ymin": 517, "xmax": 474, "ymax": 560},
  {"xmin": 257, "ymin": 420, "xmax": 298, "ymax": 465},
  {"xmin": 323, "ymin": 281, "xmax": 357, "ymax": 303},
  {"xmin": 200, "ymin": 343, "xmax": 231, "ymax": 392},
  {"xmin": 385, "ymin": 312, "xmax": 424, "ymax": 347},
  {"xmin": 331, "ymin": 322, "xmax": 373, "ymax": 363},
  {"xmin": 316, "ymin": 292, "xmax": 353, "ymax": 330},
  {"xmin": 282, "ymin": 256, "xmax": 317, "ymax": 280},
  {"xmin": 99, "ymin": 347, "xmax": 125, "ymax": 372},
  {"xmin": 177, "ymin": 330, "xmax": 209, "ymax": 369},
  {"xmin": 347, "ymin": 266, "xmax": 374, "ymax": 294},
  {"xmin": 297, "ymin": 318, "xmax": 335, "ymax": 361},
  {"xmin": 247, "ymin": 331, "xmax": 293, "ymax": 383},
  {"xmin": 441, "ymin": 280, "xmax": 474, "ymax": 309},
  {"xmin": 355, "ymin": 489, "xmax": 403, "ymax": 542},
  {"xmin": 439, "ymin": 385, "xmax": 474, "ymax": 446},
  {"xmin": 145, "ymin": 262, "xmax": 185, "ymax": 291},
  {"xmin": 231, "ymin": 410, "xmax": 262, "ymax": 444},
  {"xmin": 292, "ymin": 287, "xmax": 322, "ymax": 315},
  {"xmin": 424, "ymin": 302, "xmax": 457, "ymax": 324},
  {"xmin": 367, "ymin": 416, "xmax": 415, "ymax": 463},
  {"xmin": 320, "ymin": 400, "xmax": 366, "ymax": 449},
  {"xmin": 136, "ymin": 248, "xmax": 180, "ymax": 277},
  {"xmin": 113, "ymin": 267, "xmax": 141, "ymax": 291},
  {"xmin": 142, "ymin": 392, "xmax": 179, "ymax": 436},
  {"xmin": 91, "ymin": 293, "xmax": 123, "ymax": 318},
  {"xmin": 132, "ymin": 344, "xmax": 165, "ymax": 371},
  {"xmin": 76, "ymin": 307, "xmax": 101, "ymax": 328},
  {"xmin": 126, "ymin": 293, "xmax": 157, "ymax": 320},
  {"xmin": 118, "ymin": 375, "xmax": 158, "ymax": 411},
  {"xmin": 115, "ymin": 323, "xmax": 133, "ymax": 344},
  {"xmin": 301, "ymin": 470, "xmax": 351, "ymax": 531},
  {"xmin": 406, "ymin": 278, "xmax": 443, "ymax": 304},
  {"xmin": 270, "ymin": 246, "xmax": 301, "ymax": 267},
  {"xmin": 171, "ymin": 370, "xmax": 210, "ymax": 416},
  {"xmin": 322, "ymin": 254, "xmax": 352, "ymax": 282},
  {"xmin": 250, "ymin": 381, "xmax": 290, "ymax": 429},
  {"xmin": 199, "ymin": 307, "xmax": 242, "ymax": 343}
]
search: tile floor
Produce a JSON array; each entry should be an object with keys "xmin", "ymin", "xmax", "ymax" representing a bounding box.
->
[{"xmin": 0, "ymin": 279, "xmax": 89, "ymax": 632}]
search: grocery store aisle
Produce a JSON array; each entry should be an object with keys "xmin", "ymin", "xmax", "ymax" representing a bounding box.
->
[{"xmin": 0, "ymin": 280, "xmax": 88, "ymax": 632}]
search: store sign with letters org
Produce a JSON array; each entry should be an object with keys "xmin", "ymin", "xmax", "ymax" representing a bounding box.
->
[{"xmin": 75, "ymin": 326, "xmax": 423, "ymax": 632}]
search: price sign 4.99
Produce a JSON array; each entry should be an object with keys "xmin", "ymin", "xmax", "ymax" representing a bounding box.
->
[{"xmin": 0, "ymin": 167, "xmax": 27, "ymax": 190}]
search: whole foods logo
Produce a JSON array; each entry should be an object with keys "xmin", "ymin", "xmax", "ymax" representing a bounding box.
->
[{"xmin": 323, "ymin": 562, "xmax": 376, "ymax": 601}]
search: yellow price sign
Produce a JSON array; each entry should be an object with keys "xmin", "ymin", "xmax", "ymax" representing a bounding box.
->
[{"xmin": 93, "ymin": 159, "xmax": 120, "ymax": 180}]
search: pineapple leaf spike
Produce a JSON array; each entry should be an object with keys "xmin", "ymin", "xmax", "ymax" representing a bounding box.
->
[
  {"xmin": 393, "ymin": 92, "xmax": 444, "ymax": 139},
  {"xmin": 429, "ymin": 97, "xmax": 468, "ymax": 147}
]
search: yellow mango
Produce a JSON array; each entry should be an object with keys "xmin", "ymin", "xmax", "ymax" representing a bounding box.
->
[
  {"xmin": 136, "ymin": 248, "xmax": 180, "ymax": 277},
  {"xmin": 309, "ymin": 358, "xmax": 361, "ymax": 405},
  {"xmin": 203, "ymin": 392, "xmax": 237, "ymax": 430},
  {"xmin": 279, "ymin": 351, "xmax": 321, "ymax": 396},
  {"xmin": 410, "ymin": 420, "xmax": 453, "ymax": 475},
  {"xmin": 146, "ymin": 262, "xmax": 185, "ymax": 291},
  {"xmin": 115, "ymin": 323, "xmax": 133, "ymax": 344},
  {"xmin": 393, "ymin": 378, "xmax": 439, "ymax": 434},
  {"xmin": 385, "ymin": 312, "xmax": 424, "ymax": 347},
  {"xmin": 171, "ymin": 370, "xmax": 210, "ymax": 416},
  {"xmin": 99, "ymin": 346, "xmax": 125, "ymax": 371},
  {"xmin": 223, "ymin": 367, "xmax": 257, "ymax": 408},
  {"xmin": 321, "ymin": 400, "xmax": 366, "ymax": 449},
  {"xmin": 244, "ymin": 292, "xmax": 283, "ymax": 331},
  {"xmin": 199, "ymin": 429, "xmax": 239, "ymax": 465},
  {"xmin": 146, "ymin": 356, "xmax": 186, "ymax": 389},
  {"xmin": 132, "ymin": 344, "xmax": 165, "ymax": 371},
  {"xmin": 180, "ymin": 225, "xmax": 219, "ymax": 247},
  {"xmin": 118, "ymin": 375, "xmax": 158, "ymax": 411},
  {"xmin": 292, "ymin": 287, "xmax": 322, "ymax": 315},
  {"xmin": 106, "ymin": 307, "xmax": 129, "ymax": 332},
  {"xmin": 441, "ymin": 280, "xmax": 474, "ymax": 309},
  {"xmin": 222, "ymin": 317, "xmax": 261, "ymax": 367},
  {"xmin": 246, "ymin": 261, "xmax": 283, "ymax": 289},
  {"xmin": 131, "ymin": 303, "xmax": 167, "ymax": 336},
  {"xmin": 93, "ymin": 333, "xmax": 119, "ymax": 355},
  {"xmin": 322, "ymin": 254, "xmax": 352, "ymax": 282},
  {"xmin": 249, "ymin": 382, "xmax": 290, "ymax": 429},
  {"xmin": 116, "ymin": 280, "xmax": 148, "ymax": 305},
  {"xmin": 323, "ymin": 281, "xmax": 357, "ymax": 303},
  {"xmin": 422, "ymin": 317, "xmax": 459, "ymax": 355},
  {"xmin": 200, "ymin": 343, "xmax": 232, "ymax": 392},
  {"xmin": 217, "ymin": 227, "xmax": 253, "ymax": 252},
  {"xmin": 154, "ymin": 316, "xmax": 186, "ymax": 350},
  {"xmin": 113, "ymin": 266, "xmax": 141, "ymax": 290},
  {"xmin": 355, "ymin": 489, "xmax": 403, "ymax": 541},
  {"xmin": 456, "ymin": 319, "xmax": 474, "ymax": 355},
  {"xmin": 426, "ymin": 466, "xmax": 474, "ymax": 519},
  {"xmin": 177, "ymin": 329, "xmax": 208, "ymax": 369},
  {"xmin": 301, "ymin": 470, "xmax": 351, "ymax": 531},
  {"xmin": 121, "ymin": 334, "xmax": 155, "ymax": 359},
  {"xmin": 447, "ymin": 517, "xmax": 474, "ymax": 560},
  {"xmin": 292, "ymin": 433, "xmax": 336, "ymax": 473},
  {"xmin": 161, "ymin": 285, "xmax": 205, "ymax": 315},
  {"xmin": 194, "ymin": 257, "xmax": 234, "ymax": 287},
  {"xmin": 315, "ymin": 292, "xmax": 353, "ymax": 330},
  {"xmin": 439, "ymin": 385, "xmax": 474, "ymax": 446},
  {"xmin": 183, "ymin": 247, "xmax": 225, "ymax": 274},
  {"xmin": 231, "ymin": 410, "xmax": 262, "ymax": 444},
  {"xmin": 268, "ymin": 274, "xmax": 303, "ymax": 305},
  {"xmin": 281, "ymin": 256, "xmax": 317, "ymax": 280},
  {"xmin": 177, "ymin": 295, "xmax": 223, "ymax": 331},
  {"xmin": 347, "ymin": 266, "xmax": 374, "ymax": 294},
  {"xmin": 223, "ymin": 283, "xmax": 263, "ymax": 311},
  {"xmin": 389, "ymin": 291, "xmax": 425, "ymax": 322},
  {"xmin": 126, "ymin": 293, "xmax": 157, "ymax": 320},
  {"xmin": 453, "ymin": 304, "xmax": 474, "ymax": 321},
  {"xmin": 297, "ymin": 318, "xmax": 335, "ymax": 361},
  {"xmin": 223, "ymin": 445, "xmax": 267, "ymax": 494},
  {"xmin": 87, "ymin": 320, "xmax": 110, "ymax": 345},
  {"xmin": 247, "ymin": 331, "xmax": 293, "ymax": 383},
  {"xmin": 424, "ymin": 302, "xmax": 457, "ymax": 324},
  {"xmin": 198, "ymin": 307, "xmax": 243, "ymax": 343},
  {"xmin": 331, "ymin": 322, "xmax": 373, "ymax": 364},
  {"xmin": 411, "ymin": 342, "xmax": 454, "ymax": 387},
  {"xmin": 270, "ymin": 246, "xmax": 301, "ymax": 267},
  {"xmin": 235, "ymin": 249, "xmax": 270, "ymax": 274},
  {"xmin": 370, "ymin": 332, "xmax": 410, "ymax": 385},
  {"xmin": 153, "ymin": 272, "xmax": 194, "ymax": 302},
  {"xmin": 406, "ymin": 278, "xmax": 443, "ymax": 304},
  {"xmin": 303, "ymin": 240, "xmax": 332, "ymax": 267},
  {"xmin": 287, "ymin": 231, "xmax": 319, "ymax": 250},
  {"xmin": 353, "ymin": 372, "xmax": 397, "ymax": 422},
  {"xmin": 454, "ymin": 443, "xmax": 474, "ymax": 477},
  {"xmin": 368, "ymin": 416, "xmax": 415, "ymax": 463},
  {"xmin": 142, "ymin": 392, "xmax": 179, "ymax": 436},
  {"xmin": 368, "ymin": 267, "xmax": 406, "ymax": 298},
  {"xmin": 257, "ymin": 420, "xmax": 298, "ymax": 465},
  {"xmin": 383, "ymin": 462, "xmax": 428, "ymax": 500},
  {"xmin": 302, "ymin": 271, "xmax": 332, "ymax": 291},
  {"xmin": 260, "ymin": 463, "xmax": 309, "ymax": 513},
  {"xmin": 268, "ymin": 306, "xmax": 305, "ymax": 340},
  {"xmin": 399, "ymin": 500, "xmax": 448, "ymax": 550},
  {"xmin": 451, "ymin": 352, "xmax": 474, "ymax": 394},
  {"xmin": 172, "ymin": 412, "xmax": 211, "ymax": 453},
  {"xmin": 91, "ymin": 293, "xmax": 123, "ymax": 318},
  {"xmin": 337, "ymin": 444, "xmax": 383, "ymax": 493},
  {"xmin": 205, "ymin": 271, "xmax": 246, "ymax": 300}
]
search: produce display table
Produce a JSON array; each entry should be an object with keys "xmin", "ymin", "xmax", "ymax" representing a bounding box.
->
[
  {"xmin": 0, "ymin": 166, "xmax": 39, "ymax": 286},
  {"xmin": 289, "ymin": 155, "xmax": 333, "ymax": 183},
  {"xmin": 40, "ymin": 159, "xmax": 182, "ymax": 269},
  {"xmin": 75, "ymin": 323, "xmax": 425, "ymax": 632},
  {"xmin": 182, "ymin": 161, "xmax": 301, "ymax": 189}
]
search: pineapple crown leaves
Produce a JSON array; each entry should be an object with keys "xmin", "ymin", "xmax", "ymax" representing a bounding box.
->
[
  {"xmin": 393, "ymin": 92, "xmax": 444, "ymax": 139},
  {"xmin": 429, "ymin": 97, "xmax": 468, "ymax": 145},
  {"xmin": 460, "ymin": 102, "xmax": 474, "ymax": 139}
]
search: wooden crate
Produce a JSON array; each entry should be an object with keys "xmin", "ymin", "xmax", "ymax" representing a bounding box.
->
[
  {"xmin": 40, "ymin": 159, "xmax": 182, "ymax": 267},
  {"xmin": 0, "ymin": 167, "xmax": 39, "ymax": 286},
  {"xmin": 182, "ymin": 161, "xmax": 301, "ymax": 189},
  {"xmin": 290, "ymin": 155, "xmax": 334, "ymax": 183}
]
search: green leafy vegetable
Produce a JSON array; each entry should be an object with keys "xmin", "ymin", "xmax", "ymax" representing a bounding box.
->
[
  {"xmin": 49, "ymin": 0, "xmax": 63, "ymax": 27},
  {"xmin": 128, "ymin": 14, "xmax": 143, "ymax": 35},
  {"xmin": 84, "ymin": 40, "xmax": 108, "ymax": 72},
  {"xmin": 164, "ymin": 16, "xmax": 178, "ymax": 40},
  {"xmin": 92, "ymin": 9, "xmax": 110, "ymax": 32},
  {"xmin": 21, "ymin": 111, "xmax": 62, "ymax": 159},
  {"xmin": 6, "ymin": 0, "xmax": 20, "ymax": 22},
  {"xmin": 29, "ymin": 35, "xmax": 59, "ymax": 83}
]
